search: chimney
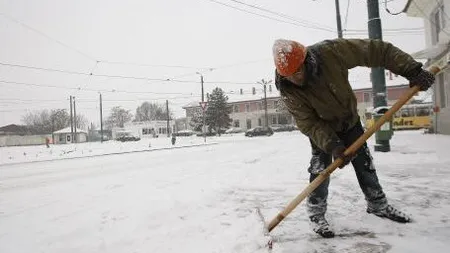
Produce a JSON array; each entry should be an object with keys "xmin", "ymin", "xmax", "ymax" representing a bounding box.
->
[
  {"xmin": 269, "ymin": 85, "xmax": 272, "ymax": 93},
  {"xmin": 240, "ymin": 88, "xmax": 243, "ymax": 95},
  {"xmin": 252, "ymin": 87, "xmax": 256, "ymax": 95}
]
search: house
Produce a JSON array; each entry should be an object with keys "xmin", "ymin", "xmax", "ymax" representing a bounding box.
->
[
  {"xmin": 0, "ymin": 124, "xmax": 32, "ymax": 136},
  {"xmin": 53, "ymin": 127, "xmax": 87, "ymax": 144},
  {"xmin": 403, "ymin": 0, "xmax": 450, "ymax": 134},
  {"xmin": 183, "ymin": 83, "xmax": 419, "ymax": 131},
  {"xmin": 183, "ymin": 85, "xmax": 294, "ymax": 131},
  {"xmin": 0, "ymin": 124, "xmax": 51, "ymax": 147},
  {"xmin": 112, "ymin": 120, "xmax": 175, "ymax": 140},
  {"xmin": 353, "ymin": 84, "xmax": 416, "ymax": 121}
]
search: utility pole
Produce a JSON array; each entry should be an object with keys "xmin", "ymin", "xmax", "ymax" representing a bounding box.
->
[
  {"xmin": 196, "ymin": 72, "xmax": 206, "ymax": 142},
  {"xmin": 166, "ymin": 100, "xmax": 170, "ymax": 137},
  {"xmin": 335, "ymin": 0, "xmax": 343, "ymax": 38},
  {"xmin": 257, "ymin": 79, "xmax": 272, "ymax": 129},
  {"xmin": 70, "ymin": 96, "xmax": 73, "ymax": 142},
  {"xmin": 367, "ymin": 0, "xmax": 389, "ymax": 152},
  {"xmin": 73, "ymin": 96, "xmax": 77, "ymax": 143},
  {"xmin": 99, "ymin": 93, "xmax": 103, "ymax": 143},
  {"xmin": 200, "ymin": 75, "xmax": 204, "ymax": 103}
]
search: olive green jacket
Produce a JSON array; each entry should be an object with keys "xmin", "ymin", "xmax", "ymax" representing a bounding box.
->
[{"xmin": 277, "ymin": 39, "xmax": 422, "ymax": 153}]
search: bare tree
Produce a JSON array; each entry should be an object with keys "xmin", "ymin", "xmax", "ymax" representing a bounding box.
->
[
  {"xmin": 134, "ymin": 102, "xmax": 173, "ymax": 121},
  {"xmin": 75, "ymin": 114, "xmax": 88, "ymax": 129},
  {"xmin": 106, "ymin": 106, "xmax": 133, "ymax": 128},
  {"xmin": 22, "ymin": 109, "xmax": 71, "ymax": 133}
]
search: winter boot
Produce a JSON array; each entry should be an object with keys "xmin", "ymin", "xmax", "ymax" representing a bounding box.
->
[
  {"xmin": 310, "ymin": 215, "xmax": 335, "ymax": 238},
  {"xmin": 367, "ymin": 204, "xmax": 411, "ymax": 223}
]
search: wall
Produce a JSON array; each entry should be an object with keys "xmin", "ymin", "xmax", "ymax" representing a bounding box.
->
[{"xmin": 0, "ymin": 135, "xmax": 51, "ymax": 147}]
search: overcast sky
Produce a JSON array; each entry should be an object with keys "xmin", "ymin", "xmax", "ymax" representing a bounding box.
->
[{"xmin": 0, "ymin": 0, "xmax": 426, "ymax": 127}]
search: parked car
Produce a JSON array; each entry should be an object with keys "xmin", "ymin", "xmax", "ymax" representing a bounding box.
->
[
  {"xmin": 245, "ymin": 127, "xmax": 274, "ymax": 137},
  {"xmin": 271, "ymin": 124, "xmax": 297, "ymax": 132},
  {"xmin": 116, "ymin": 133, "xmax": 140, "ymax": 142},
  {"xmin": 173, "ymin": 130, "xmax": 196, "ymax": 137},
  {"xmin": 224, "ymin": 127, "xmax": 243, "ymax": 134}
]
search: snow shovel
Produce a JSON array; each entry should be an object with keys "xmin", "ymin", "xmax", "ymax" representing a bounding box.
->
[{"xmin": 265, "ymin": 65, "xmax": 443, "ymax": 235}]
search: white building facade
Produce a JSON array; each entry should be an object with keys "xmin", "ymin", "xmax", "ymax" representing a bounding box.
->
[
  {"xmin": 404, "ymin": 0, "xmax": 450, "ymax": 134},
  {"xmin": 112, "ymin": 121, "xmax": 175, "ymax": 139}
]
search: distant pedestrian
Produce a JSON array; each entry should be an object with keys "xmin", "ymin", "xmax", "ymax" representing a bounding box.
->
[
  {"xmin": 45, "ymin": 137, "xmax": 50, "ymax": 148},
  {"xmin": 171, "ymin": 134, "xmax": 176, "ymax": 146}
]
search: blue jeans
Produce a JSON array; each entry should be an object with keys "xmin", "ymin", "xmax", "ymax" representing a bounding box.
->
[{"xmin": 307, "ymin": 122, "xmax": 388, "ymax": 218}]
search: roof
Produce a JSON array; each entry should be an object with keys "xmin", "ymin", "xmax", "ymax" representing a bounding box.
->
[
  {"xmin": 0, "ymin": 124, "xmax": 30, "ymax": 134},
  {"xmin": 54, "ymin": 127, "xmax": 87, "ymax": 134},
  {"xmin": 182, "ymin": 90, "xmax": 281, "ymax": 108}
]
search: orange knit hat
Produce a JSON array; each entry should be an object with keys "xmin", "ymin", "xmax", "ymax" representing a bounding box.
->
[{"xmin": 272, "ymin": 39, "xmax": 307, "ymax": 77}]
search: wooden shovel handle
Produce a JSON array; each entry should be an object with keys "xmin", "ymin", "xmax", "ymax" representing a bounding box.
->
[{"xmin": 267, "ymin": 65, "xmax": 442, "ymax": 232}]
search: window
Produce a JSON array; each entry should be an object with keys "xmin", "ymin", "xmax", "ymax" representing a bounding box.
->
[
  {"xmin": 234, "ymin": 120, "xmax": 240, "ymax": 127},
  {"xmin": 272, "ymin": 116, "xmax": 277, "ymax": 124},
  {"xmin": 273, "ymin": 100, "xmax": 278, "ymax": 108},
  {"xmin": 142, "ymin": 128, "xmax": 148, "ymax": 135},
  {"xmin": 246, "ymin": 119, "xmax": 252, "ymax": 129},
  {"xmin": 258, "ymin": 118, "xmax": 262, "ymax": 126},
  {"xmin": 234, "ymin": 105, "xmax": 239, "ymax": 113},
  {"xmin": 258, "ymin": 103, "xmax": 262, "ymax": 111},
  {"xmin": 400, "ymin": 108, "xmax": 414, "ymax": 117},
  {"xmin": 246, "ymin": 104, "xmax": 250, "ymax": 112},
  {"xmin": 416, "ymin": 107, "xmax": 431, "ymax": 116},
  {"xmin": 278, "ymin": 115, "xmax": 288, "ymax": 124},
  {"xmin": 59, "ymin": 135, "xmax": 64, "ymax": 142}
]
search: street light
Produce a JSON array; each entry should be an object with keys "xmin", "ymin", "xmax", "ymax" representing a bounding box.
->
[{"xmin": 257, "ymin": 79, "xmax": 272, "ymax": 129}]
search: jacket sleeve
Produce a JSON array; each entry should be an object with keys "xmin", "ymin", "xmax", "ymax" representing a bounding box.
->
[
  {"xmin": 327, "ymin": 38, "xmax": 422, "ymax": 78},
  {"xmin": 280, "ymin": 90, "xmax": 341, "ymax": 154}
]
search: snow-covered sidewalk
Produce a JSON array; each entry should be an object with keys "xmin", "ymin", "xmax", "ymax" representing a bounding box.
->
[{"xmin": 0, "ymin": 131, "xmax": 449, "ymax": 253}]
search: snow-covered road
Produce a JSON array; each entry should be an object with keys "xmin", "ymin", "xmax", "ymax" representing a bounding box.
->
[{"xmin": 1, "ymin": 131, "xmax": 450, "ymax": 252}]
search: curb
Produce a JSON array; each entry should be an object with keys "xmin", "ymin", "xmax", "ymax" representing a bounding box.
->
[{"xmin": 0, "ymin": 142, "xmax": 219, "ymax": 167}]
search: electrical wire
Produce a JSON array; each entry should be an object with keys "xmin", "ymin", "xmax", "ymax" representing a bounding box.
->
[
  {"xmin": 226, "ymin": 0, "xmax": 334, "ymax": 31},
  {"xmin": 343, "ymin": 0, "xmax": 351, "ymax": 31},
  {"xmin": 0, "ymin": 12, "xmax": 97, "ymax": 62},
  {"xmin": 384, "ymin": 0, "xmax": 403, "ymax": 15},
  {"xmin": 207, "ymin": 0, "xmax": 335, "ymax": 33},
  {"xmin": 0, "ymin": 61, "xmax": 262, "ymax": 85}
]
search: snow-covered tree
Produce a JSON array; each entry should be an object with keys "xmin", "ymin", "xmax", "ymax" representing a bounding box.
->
[{"xmin": 205, "ymin": 87, "xmax": 232, "ymax": 134}]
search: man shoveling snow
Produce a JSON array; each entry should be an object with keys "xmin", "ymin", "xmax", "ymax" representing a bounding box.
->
[{"xmin": 272, "ymin": 38, "xmax": 435, "ymax": 238}]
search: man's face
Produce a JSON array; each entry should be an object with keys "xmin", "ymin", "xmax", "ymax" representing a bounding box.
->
[{"xmin": 284, "ymin": 64, "xmax": 305, "ymax": 86}]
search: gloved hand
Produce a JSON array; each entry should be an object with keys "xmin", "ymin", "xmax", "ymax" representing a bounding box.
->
[
  {"xmin": 407, "ymin": 69, "xmax": 435, "ymax": 91},
  {"xmin": 332, "ymin": 145, "xmax": 354, "ymax": 169}
]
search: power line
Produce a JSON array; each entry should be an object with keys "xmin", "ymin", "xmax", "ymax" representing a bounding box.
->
[
  {"xmin": 207, "ymin": 0, "xmax": 335, "ymax": 33},
  {"xmin": 0, "ymin": 61, "xmax": 260, "ymax": 85},
  {"xmin": 384, "ymin": 0, "xmax": 403, "ymax": 15},
  {"xmin": 0, "ymin": 79, "xmax": 195, "ymax": 95},
  {"xmin": 344, "ymin": 0, "xmax": 351, "ymax": 31},
  {"xmin": 99, "ymin": 60, "xmax": 213, "ymax": 70},
  {"xmin": 226, "ymin": 0, "xmax": 334, "ymax": 31},
  {"xmin": 0, "ymin": 12, "xmax": 97, "ymax": 62}
]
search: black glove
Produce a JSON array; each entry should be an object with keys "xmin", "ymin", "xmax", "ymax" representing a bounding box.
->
[
  {"xmin": 407, "ymin": 69, "xmax": 435, "ymax": 91},
  {"xmin": 331, "ymin": 145, "xmax": 354, "ymax": 169}
]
